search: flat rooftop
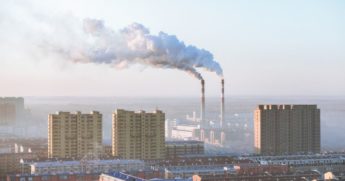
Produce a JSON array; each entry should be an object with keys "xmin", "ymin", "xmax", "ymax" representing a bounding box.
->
[{"xmin": 31, "ymin": 159, "xmax": 145, "ymax": 168}]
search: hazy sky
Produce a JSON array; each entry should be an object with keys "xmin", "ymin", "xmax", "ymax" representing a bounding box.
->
[{"xmin": 0, "ymin": 0, "xmax": 344, "ymax": 97}]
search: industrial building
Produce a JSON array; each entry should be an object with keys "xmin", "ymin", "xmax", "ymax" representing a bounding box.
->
[
  {"xmin": 112, "ymin": 109, "xmax": 165, "ymax": 160},
  {"xmin": 170, "ymin": 125, "xmax": 198, "ymax": 140},
  {"xmin": 165, "ymin": 140, "xmax": 204, "ymax": 158},
  {"xmin": 254, "ymin": 105, "xmax": 320, "ymax": 155},
  {"xmin": 193, "ymin": 128, "xmax": 226, "ymax": 146},
  {"xmin": 48, "ymin": 111, "xmax": 102, "ymax": 159},
  {"xmin": 169, "ymin": 78, "xmax": 227, "ymax": 148}
]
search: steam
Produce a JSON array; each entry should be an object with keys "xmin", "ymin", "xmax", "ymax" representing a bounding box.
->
[{"xmin": 60, "ymin": 18, "xmax": 223, "ymax": 80}]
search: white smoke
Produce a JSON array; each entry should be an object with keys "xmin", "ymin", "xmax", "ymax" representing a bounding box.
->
[{"xmin": 58, "ymin": 18, "xmax": 223, "ymax": 80}]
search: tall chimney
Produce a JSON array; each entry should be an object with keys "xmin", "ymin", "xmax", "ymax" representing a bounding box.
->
[
  {"xmin": 220, "ymin": 78, "xmax": 225, "ymax": 128},
  {"xmin": 201, "ymin": 79, "xmax": 205, "ymax": 127}
]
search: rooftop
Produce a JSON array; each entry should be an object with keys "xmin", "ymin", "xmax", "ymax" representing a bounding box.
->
[
  {"xmin": 257, "ymin": 104, "xmax": 318, "ymax": 110},
  {"xmin": 166, "ymin": 140, "xmax": 204, "ymax": 145},
  {"xmin": 31, "ymin": 159, "xmax": 145, "ymax": 168}
]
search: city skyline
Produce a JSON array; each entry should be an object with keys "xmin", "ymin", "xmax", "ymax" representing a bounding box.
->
[
  {"xmin": 1, "ymin": 0, "xmax": 344, "ymax": 97},
  {"xmin": 1, "ymin": 1, "xmax": 345, "ymax": 180}
]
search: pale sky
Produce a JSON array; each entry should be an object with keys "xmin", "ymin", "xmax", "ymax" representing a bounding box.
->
[{"xmin": 0, "ymin": 0, "xmax": 344, "ymax": 97}]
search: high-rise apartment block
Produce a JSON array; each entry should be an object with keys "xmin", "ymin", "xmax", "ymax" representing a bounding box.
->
[
  {"xmin": 254, "ymin": 105, "xmax": 320, "ymax": 155},
  {"xmin": 112, "ymin": 109, "xmax": 165, "ymax": 160},
  {"xmin": 48, "ymin": 111, "xmax": 102, "ymax": 159}
]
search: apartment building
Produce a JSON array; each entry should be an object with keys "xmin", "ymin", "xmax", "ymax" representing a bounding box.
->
[
  {"xmin": 48, "ymin": 111, "xmax": 102, "ymax": 159},
  {"xmin": 112, "ymin": 109, "xmax": 165, "ymax": 160}
]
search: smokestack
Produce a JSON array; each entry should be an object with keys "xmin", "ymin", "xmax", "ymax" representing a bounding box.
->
[
  {"xmin": 201, "ymin": 79, "xmax": 205, "ymax": 127},
  {"xmin": 220, "ymin": 78, "xmax": 225, "ymax": 128}
]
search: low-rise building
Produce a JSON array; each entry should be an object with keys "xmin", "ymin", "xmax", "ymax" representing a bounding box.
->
[
  {"xmin": 99, "ymin": 172, "xmax": 197, "ymax": 181},
  {"xmin": 171, "ymin": 125, "xmax": 198, "ymax": 140},
  {"xmin": 234, "ymin": 163, "xmax": 289, "ymax": 175},
  {"xmin": 30, "ymin": 160, "xmax": 145, "ymax": 175},
  {"xmin": 0, "ymin": 153, "xmax": 38, "ymax": 180},
  {"xmin": 164, "ymin": 165, "xmax": 236, "ymax": 179},
  {"xmin": 193, "ymin": 128, "xmax": 226, "ymax": 146},
  {"xmin": 7, "ymin": 173, "xmax": 100, "ymax": 181},
  {"xmin": 245, "ymin": 154, "xmax": 345, "ymax": 173},
  {"xmin": 165, "ymin": 141, "xmax": 204, "ymax": 158}
]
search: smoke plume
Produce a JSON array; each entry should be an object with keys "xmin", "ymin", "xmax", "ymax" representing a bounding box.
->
[{"xmin": 59, "ymin": 18, "xmax": 223, "ymax": 80}]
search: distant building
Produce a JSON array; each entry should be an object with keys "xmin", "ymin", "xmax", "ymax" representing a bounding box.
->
[
  {"xmin": 165, "ymin": 140, "xmax": 204, "ymax": 158},
  {"xmin": 254, "ymin": 105, "xmax": 320, "ymax": 155},
  {"xmin": 171, "ymin": 125, "xmax": 198, "ymax": 140},
  {"xmin": 112, "ymin": 109, "xmax": 165, "ymax": 160},
  {"xmin": 194, "ymin": 128, "xmax": 226, "ymax": 146},
  {"xmin": 0, "ymin": 104, "xmax": 16, "ymax": 125},
  {"xmin": 165, "ymin": 119, "xmax": 177, "ymax": 138},
  {"xmin": 0, "ymin": 97, "xmax": 25, "ymax": 125},
  {"xmin": 48, "ymin": 111, "xmax": 102, "ymax": 159}
]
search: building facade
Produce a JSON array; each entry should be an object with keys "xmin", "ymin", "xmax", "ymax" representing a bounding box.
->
[
  {"xmin": 0, "ymin": 97, "xmax": 25, "ymax": 125},
  {"xmin": 254, "ymin": 105, "xmax": 320, "ymax": 155},
  {"xmin": 194, "ymin": 128, "xmax": 226, "ymax": 146},
  {"xmin": 7, "ymin": 173, "xmax": 100, "ymax": 181},
  {"xmin": 99, "ymin": 172, "xmax": 198, "ymax": 181},
  {"xmin": 0, "ymin": 153, "xmax": 37, "ymax": 180},
  {"xmin": 48, "ymin": 111, "xmax": 102, "ymax": 159},
  {"xmin": 30, "ymin": 160, "xmax": 145, "ymax": 175},
  {"xmin": 112, "ymin": 109, "xmax": 165, "ymax": 160},
  {"xmin": 165, "ymin": 140, "xmax": 204, "ymax": 158},
  {"xmin": 0, "ymin": 104, "xmax": 16, "ymax": 125}
]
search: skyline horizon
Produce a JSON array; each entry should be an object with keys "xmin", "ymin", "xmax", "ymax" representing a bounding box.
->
[{"xmin": 3, "ymin": 94, "xmax": 345, "ymax": 98}]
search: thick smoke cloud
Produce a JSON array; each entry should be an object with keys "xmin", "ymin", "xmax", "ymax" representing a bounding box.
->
[{"xmin": 62, "ymin": 18, "xmax": 223, "ymax": 80}]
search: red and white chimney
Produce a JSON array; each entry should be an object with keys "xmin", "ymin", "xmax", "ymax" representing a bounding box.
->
[
  {"xmin": 201, "ymin": 79, "xmax": 205, "ymax": 126},
  {"xmin": 220, "ymin": 78, "xmax": 225, "ymax": 128}
]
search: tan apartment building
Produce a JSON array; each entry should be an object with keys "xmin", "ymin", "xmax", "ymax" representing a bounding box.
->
[
  {"xmin": 48, "ymin": 111, "xmax": 102, "ymax": 159},
  {"xmin": 254, "ymin": 105, "xmax": 320, "ymax": 155},
  {"xmin": 0, "ymin": 97, "xmax": 25, "ymax": 123},
  {"xmin": 0, "ymin": 103, "xmax": 16, "ymax": 125},
  {"xmin": 112, "ymin": 109, "xmax": 165, "ymax": 160}
]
